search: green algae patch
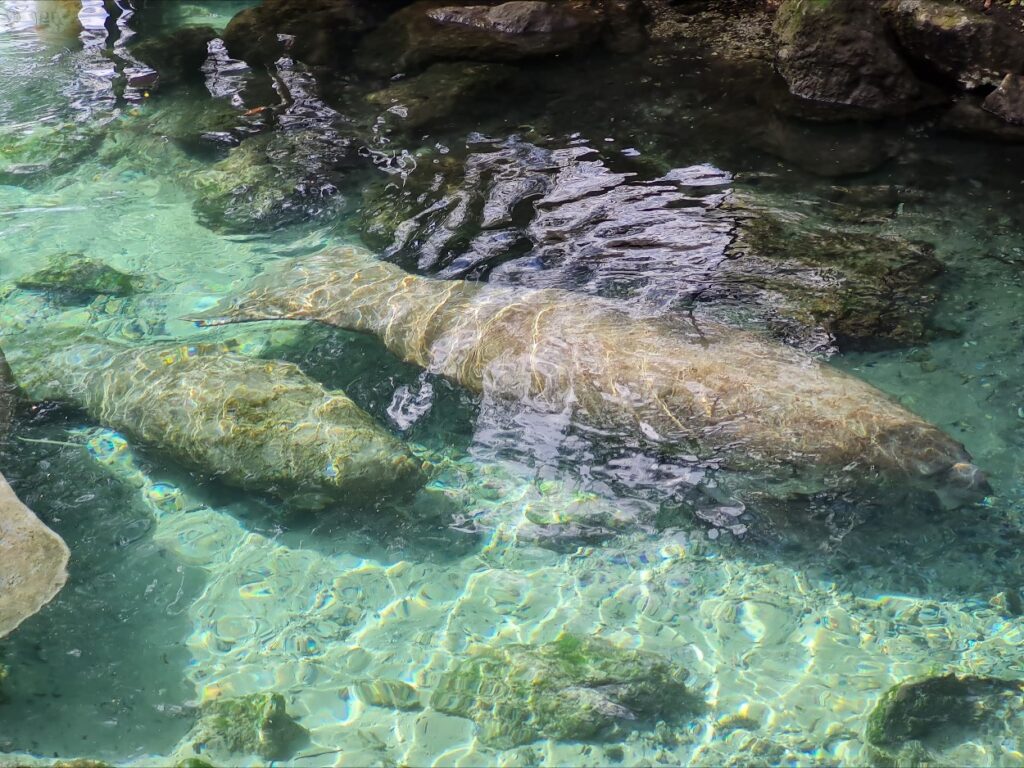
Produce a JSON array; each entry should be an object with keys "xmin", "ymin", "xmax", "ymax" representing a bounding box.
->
[
  {"xmin": 190, "ymin": 692, "xmax": 307, "ymax": 761},
  {"xmin": 430, "ymin": 634, "xmax": 697, "ymax": 747},
  {"xmin": 865, "ymin": 674, "xmax": 1024, "ymax": 765},
  {"xmin": 16, "ymin": 253, "xmax": 147, "ymax": 302}
]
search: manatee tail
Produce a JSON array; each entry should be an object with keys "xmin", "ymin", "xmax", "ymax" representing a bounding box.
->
[
  {"xmin": 185, "ymin": 247, "xmax": 381, "ymax": 328},
  {"xmin": 184, "ymin": 282, "xmax": 308, "ymax": 328}
]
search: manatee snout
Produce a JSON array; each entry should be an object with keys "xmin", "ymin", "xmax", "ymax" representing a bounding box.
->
[{"xmin": 939, "ymin": 461, "xmax": 991, "ymax": 505}]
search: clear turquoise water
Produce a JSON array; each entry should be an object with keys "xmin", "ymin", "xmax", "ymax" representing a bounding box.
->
[{"xmin": 1, "ymin": 2, "xmax": 1024, "ymax": 766}]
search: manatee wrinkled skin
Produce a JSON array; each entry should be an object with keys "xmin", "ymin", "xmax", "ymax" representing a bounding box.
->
[
  {"xmin": 193, "ymin": 247, "xmax": 989, "ymax": 508},
  {"xmin": 7, "ymin": 341, "xmax": 427, "ymax": 508}
]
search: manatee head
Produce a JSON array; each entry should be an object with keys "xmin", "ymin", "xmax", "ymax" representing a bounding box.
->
[{"xmin": 879, "ymin": 422, "xmax": 991, "ymax": 508}]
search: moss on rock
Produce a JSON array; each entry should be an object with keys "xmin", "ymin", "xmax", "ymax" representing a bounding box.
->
[
  {"xmin": 0, "ymin": 122, "xmax": 102, "ymax": 187},
  {"xmin": 190, "ymin": 692, "xmax": 307, "ymax": 761},
  {"xmin": 865, "ymin": 674, "xmax": 1024, "ymax": 765},
  {"xmin": 16, "ymin": 253, "xmax": 146, "ymax": 301},
  {"xmin": 430, "ymin": 633, "xmax": 696, "ymax": 747}
]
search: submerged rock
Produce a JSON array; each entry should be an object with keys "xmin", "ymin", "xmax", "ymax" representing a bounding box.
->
[
  {"xmin": 724, "ymin": 203, "xmax": 943, "ymax": 349},
  {"xmin": 358, "ymin": 138, "xmax": 939, "ymax": 351},
  {"xmin": 366, "ymin": 62, "xmax": 515, "ymax": 130},
  {"xmin": 192, "ymin": 247, "xmax": 989, "ymax": 511},
  {"xmin": 0, "ymin": 122, "xmax": 102, "ymax": 186},
  {"xmin": 129, "ymin": 25, "xmax": 218, "ymax": 88},
  {"xmin": 15, "ymin": 253, "xmax": 148, "ymax": 302},
  {"xmin": 887, "ymin": 0, "xmax": 1024, "ymax": 91},
  {"xmin": 191, "ymin": 62, "xmax": 358, "ymax": 232},
  {"xmin": 223, "ymin": 0, "xmax": 389, "ymax": 67},
  {"xmin": 7, "ymin": 339, "xmax": 428, "ymax": 508},
  {"xmin": 772, "ymin": 0, "xmax": 928, "ymax": 115},
  {"xmin": 356, "ymin": 0, "xmax": 644, "ymax": 75},
  {"xmin": 190, "ymin": 692, "xmax": 307, "ymax": 760},
  {"xmin": 431, "ymin": 633, "xmax": 695, "ymax": 747},
  {"xmin": 865, "ymin": 674, "xmax": 1024, "ymax": 764}
]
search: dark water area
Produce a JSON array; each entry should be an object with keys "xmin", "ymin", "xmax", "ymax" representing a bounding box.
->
[{"xmin": 1, "ymin": 1, "xmax": 1024, "ymax": 765}]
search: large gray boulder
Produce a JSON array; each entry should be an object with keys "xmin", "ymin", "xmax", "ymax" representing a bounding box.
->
[
  {"xmin": 887, "ymin": 0, "xmax": 1024, "ymax": 90},
  {"xmin": 772, "ymin": 0, "xmax": 928, "ymax": 115}
]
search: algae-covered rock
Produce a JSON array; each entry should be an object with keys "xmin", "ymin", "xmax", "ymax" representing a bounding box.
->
[
  {"xmin": 865, "ymin": 674, "xmax": 1024, "ymax": 764},
  {"xmin": 355, "ymin": 678, "xmax": 423, "ymax": 710},
  {"xmin": 773, "ymin": 0, "xmax": 928, "ymax": 116},
  {"xmin": 190, "ymin": 692, "xmax": 307, "ymax": 760},
  {"xmin": 16, "ymin": 253, "xmax": 147, "ymax": 301},
  {"xmin": 191, "ymin": 96, "xmax": 356, "ymax": 232},
  {"xmin": 430, "ymin": 634, "xmax": 695, "ymax": 747},
  {"xmin": 725, "ymin": 204, "xmax": 943, "ymax": 349},
  {"xmin": 0, "ymin": 121, "xmax": 102, "ymax": 186},
  {"xmin": 887, "ymin": 0, "xmax": 1024, "ymax": 91},
  {"xmin": 7, "ymin": 339, "xmax": 428, "ymax": 508}
]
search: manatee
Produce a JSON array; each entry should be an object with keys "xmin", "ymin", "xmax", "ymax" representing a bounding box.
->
[
  {"xmin": 0, "ymin": 347, "xmax": 70, "ymax": 638},
  {"xmin": 191, "ymin": 247, "xmax": 989, "ymax": 508},
  {"xmin": 6, "ymin": 338, "xmax": 427, "ymax": 508}
]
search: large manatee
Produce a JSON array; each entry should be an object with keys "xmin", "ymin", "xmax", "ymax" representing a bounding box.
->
[
  {"xmin": 0, "ymin": 347, "xmax": 70, "ymax": 638},
  {"xmin": 192, "ymin": 247, "xmax": 989, "ymax": 508},
  {"xmin": 6, "ymin": 339, "xmax": 428, "ymax": 508}
]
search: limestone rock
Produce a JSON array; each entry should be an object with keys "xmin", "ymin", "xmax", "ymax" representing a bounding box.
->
[
  {"xmin": 431, "ymin": 634, "xmax": 695, "ymax": 747},
  {"xmin": 773, "ymin": 0, "xmax": 927, "ymax": 115},
  {"xmin": 983, "ymin": 73, "xmax": 1024, "ymax": 126},
  {"xmin": 0, "ymin": 472, "xmax": 70, "ymax": 638},
  {"xmin": 887, "ymin": 0, "xmax": 1024, "ymax": 90},
  {"xmin": 189, "ymin": 692, "xmax": 307, "ymax": 760},
  {"xmin": 356, "ymin": 0, "xmax": 644, "ymax": 75}
]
